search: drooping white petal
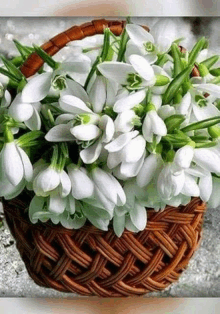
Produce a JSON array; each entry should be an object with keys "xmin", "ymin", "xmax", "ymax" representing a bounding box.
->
[
  {"xmin": 193, "ymin": 103, "xmax": 220, "ymax": 121},
  {"xmin": 106, "ymin": 173, "xmax": 126, "ymax": 206},
  {"xmin": 63, "ymin": 78, "xmax": 90, "ymax": 103},
  {"xmin": 136, "ymin": 153, "xmax": 160, "ymax": 187},
  {"xmin": 193, "ymin": 148, "xmax": 220, "ymax": 173},
  {"xmin": 33, "ymin": 166, "xmax": 60, "ymax": 195},
  {"xmin": 122, "ymin": 135, "xmax": 146, "ymax": 163},
  {"xmin": 142, "ymin": 113, "xmax": 153, "ymax": 142},
  {"xmin": 126, "ymin": 24, "xmax": 154, "ymax": 47},
  {"xmin": 59, "ymin": 95, "xmax": 92, "ymax": 114},
  {"xmin": 113, "ymin": 89, "xmax": 146, "ymax": 113},
  {"xmin": 178, "ymin": 92, "xmax": 191, "ymax": 115},
  {"xmin": 9, "ymin": 94, "xmax": 34, "ymax": 122},
  {"xmin": 130, "ymin": 202, "xmax": 147, "ymax": 231},
  {"xmin": 104, "ymin": 130, "xmax": 139, "ymax": 152},
  {"xmin": 81, "ymin": 203, "xmax": 109, "ymax": 231},
  {"xmin": 129, "ymin": 54, "xmax": 155, "ymax": 82},
  {"xmin": 174, "ymin": 145, "xmax": 194, "ymax": 169},
  {"xmin": 55, "ymin": 114, "xmax": 75, "ymax": 125},
  {"xmin": 97, "ymin": 62, "xmax": 135, "ymax": 85},
  {"xmin": 80, "ymin": 140, "xmax": 102, "ymax": 164},
  {"xmin": 151, "ymin": 19, "xmax": 176, "ymax": 53},
  {"xmin": 89, "ymin": 75, "xmax": 106, "ymax": 113},
  {"xmin": 70, "ymin": 124, "xmax": 101, "ymax": 141},
  {"xmin": 29, "ymin": 195, "xmax": 45, "ymax": 224},
  {"xmin": 158, "ymin": 105, "xmax": 175, "ymax": 120},
  {"xmin": 2, "ymin": 142, "xmax": 24, "ymax": 186},
  {"xmin": 107, "ymin": 151, "xmax": 123, "ymax": 169},
  {"xmin": 114, "ymin": 110, "xmax": 136, "ymax": 133},
  {"xmin": 120, "ymin": 151, "xmax": 145, "ymax": 178},
  {"xmin": 22, "ymin": 72, "xmax": 52, "ymax": 102},
  {"xmin": 94, "ymin": 186, "xmax": 115, "ymax": 215},
  {"xmin": 151, "ymin": 94, "xmax": 162, "ymax": 110},
  {"xmin": 67, "ymin": 165, "xmax": 94, "ymax": 199},
  {"xmin": 181, "ymin": 174, "xmax": 200, "ymax": 197},
  {"xmin": 25, "ymin": 107, "xmax": 41, "ymax": 130},
  {"xmin": 99, "ymin": 115, "xmax": 115, "ymax": 143},
  {"xmin": 208, "ymin": 177, "xmax": 220, "ymax": 208},
  {"xmin": 17, "ymin": 146, "xmax": 33, "ymax": 182},
  {"xmin": 195, "ymin": 84, "xmax": 220, "ymax": 98},
  {"xmin": 113, "ymin": 214, "xmax": 125, "ymax": 237},
  {"xmin": 199, "ymin": 172, "xmax": 212, "ymax": 202},
  {"xmin": 0, "ymin": 177, "xmax": 26, "ymax": 200},
  {"xmin": 59, "ymin": 170, "xmax": 71, "ymax": 197},
  {"xmin": 45, "ymin": 124, "xmax": 74, "ymax": 142},
  {"xmin": 49, "ymin": 194, "xmax": 67, "ymax": 214},
  {"xmin": 66, "ymin": 194, "xmax": 76, "ymax": 215},
  {"xmin": 149, "ymin": 110, "xmax": 167, "ymax": 136}
]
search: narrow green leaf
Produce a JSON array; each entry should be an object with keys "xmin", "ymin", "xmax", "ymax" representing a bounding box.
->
[
  {"xmin": 33, "ymin": 45, "xmax": 58, "ymax": 69},
  {"xmin": 0, "ymin": 67, "xmax": 20, "ymax": 83},
  {"xmin": 171, "ymin": 43, "xmax": 183, "ymax": 77},
  {"xmin": 117, "ymin": 27, "xmax": 129, "ymax": 62},
  {"xmin": 200, "ymin": 55, "xmax": 219, "ymax": 69},
  {"xmin": 162, "ymin": 66, "xmax": 192, "ymax": 104},
  {"xmin": 210, "ymin": 68, "xmax": 220, "ymax": 76},
  {"xmin": 195, "ymin": 141, "xmax": 217, "ymax": 148},
  {"xmin": 164, "ymin": 114, "xmax": 185, "ymax": 133},
  {"xmin": 13, "ymin": 39, "xmax": 33, "ymax": 60},
  {"xmin": 181, "ymin": 116, "xmax": 220, "ymax": 133},
  {"xmin": 188, "ymin": 37, "xmax": 206, "ymax": 66},
  {"xmin": 1, "ymin": 56, "xmax": 24, "ymax": 80}
]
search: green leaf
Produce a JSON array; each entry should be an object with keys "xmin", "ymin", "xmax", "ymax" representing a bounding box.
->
[
  {"xmin": 195, "ymin": 141, "xmax": 217, "ymax": 148},
  {"xmin": 16, "ymin": 131, "xmax": 44, "ymax": 148},
  {"xmin": 200, "ymin": 55, "xmax": 219, "ymax": 69},
  {"xmin": 188, "ymin": 37, "xmax": 207, "ymax": 66},
  {"xmin": 164, "ymin": 114, "xmax": 185, "ymax": 133},
  {"xmin": 171, "ymin": 43, "xmax": 183, "ymax": 77},
  {"xmin": 0, "ymin": 67, "xmax": 20, "ymax": 83},
  {"xmin": 1, "ymin": 56, "xmax": 24, "ymax": 80},
  {"xmin": 210, "ymin": 68, "xmax": 220, "ymax": 76},
  {"xmin": 13, "ymin": 39, "xmax": 34, "ymax": 60},
  {"xmin": 181, "ymin": 116, "xmax": 220, "ymax": 133},
  {"xmin": 117, "ymin": 26, "xmax": 129, "ymax": 62},
  {"xmin": 33, "ymin": 45, "xmax": 58, "ymax": 69},
  {"xmin": 162, "ymin": 66, "xmax": 192, "ymax": 104}
]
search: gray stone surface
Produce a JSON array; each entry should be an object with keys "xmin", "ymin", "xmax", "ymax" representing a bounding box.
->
[{"xmin": 0, "ymin": 17, "xmax": 220, "ymax": 298}]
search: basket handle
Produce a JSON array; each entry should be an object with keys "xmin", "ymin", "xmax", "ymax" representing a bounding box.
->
[{"xmin": 20, "ymin": 19, "xmax": 126, "ymax": 78}]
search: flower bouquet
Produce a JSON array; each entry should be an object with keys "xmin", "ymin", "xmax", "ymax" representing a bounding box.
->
[{"xmin": 0, "ymin": 18, "xmax": 219, "ymax": 297}]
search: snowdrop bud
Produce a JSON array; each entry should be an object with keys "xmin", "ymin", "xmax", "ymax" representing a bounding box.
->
[
  {"xmin": 67, "ymin": 164, "xmax": 94, "ymax": 199},
  {"xmin": 174, "ymin": 145, "xmax": 195, "ymax": 169},
  {"xmin": 33, "ymin": 166, "xmax": 60, "ymax": 196}
]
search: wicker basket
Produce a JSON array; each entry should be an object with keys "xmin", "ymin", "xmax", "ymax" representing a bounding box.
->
[{"xmin": 2, "ymin": 19, "xmax": 206, "ymax": 297}]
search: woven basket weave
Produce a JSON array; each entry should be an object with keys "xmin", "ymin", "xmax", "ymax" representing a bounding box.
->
[{"xmin": 2, "ymin": 19, "xmax": 206, "ymax": 297}]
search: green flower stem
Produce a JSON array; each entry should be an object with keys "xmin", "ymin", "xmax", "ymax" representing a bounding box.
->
[
  {"xmin": 84, "ymin": 28, "xmax": 111, "ymax": 90},
  {"xmin": 117, "ymin": 26, "xmax": 129, "ymax": 62},
  {"xmin": 51, "ymin": 145, "xmax": 59, "ymax": 169},
  {"xmin": 16, "ymin": 131, "xmax": 44, "ymax": 148},
  {"xmin": 4, "ymin": 126, "xmax": 14, "ymax": 143}
]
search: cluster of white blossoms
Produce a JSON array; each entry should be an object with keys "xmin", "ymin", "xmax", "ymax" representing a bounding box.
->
[{"xmin": 1, "ymin": 19, "xmax": 220, "ymax": 236}]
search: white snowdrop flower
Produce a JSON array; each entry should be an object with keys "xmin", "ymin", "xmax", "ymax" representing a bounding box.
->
[
  {"xmin": 114, "ymin": 110, "xmax": 137, "ymax": 133},
  {"xmin": 8, "ymin": 93, "xmax": 41, "ymax": 131},
  {"xmin": 0, "ymin": 141, "xmax": 33, "ymax": 187},
  {"xmin": 90, "ymin": 167, "xmax": 126, "ymax": 216},
  {"xmin": 136, "ymin": 153, "xmax": 163, "ymax": 188},
  {"xmin": 142, "ymin": 105, "xmax": 167, "ymax": 143},
  {"xmin": 193, "ymin": 148, "xmax": 220, "ymax": 174},
  {"xmin": 67, "ymin": 164, "xmax": 94, "ymax": 200},
  {"xmin": 174, "ymin": 145, "xmax": 194, "ymax": 169},
  {"xmin": 97, "ymin": 54, "xmax": 156, "ymax": 91},
  {"xmin": 157, "ymin": 163, "xmax": 185, "ymax": 200},
  {"xmin": 105, "ymin": 131, "xmax": 146, "ymax": 179}
]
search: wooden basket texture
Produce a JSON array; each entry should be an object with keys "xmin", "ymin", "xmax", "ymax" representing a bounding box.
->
[{"xmin": 3, "ymin": 19, "xmax": 206, "ymax": 297}]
